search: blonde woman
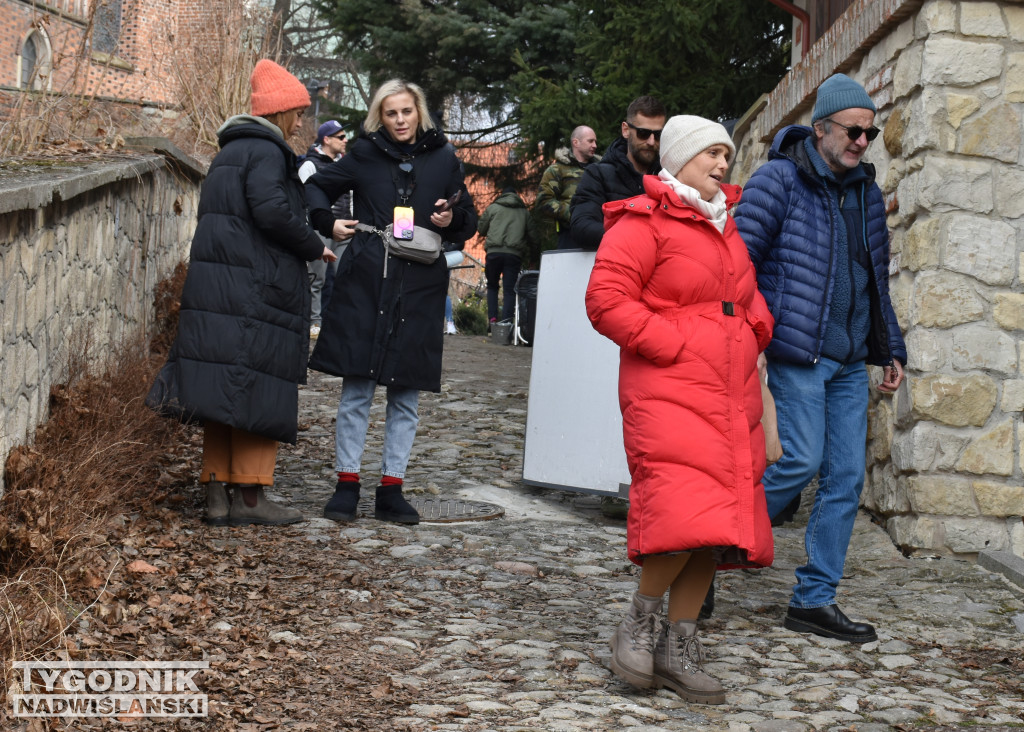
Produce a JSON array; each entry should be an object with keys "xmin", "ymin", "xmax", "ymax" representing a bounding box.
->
[{"xmin": 305, "ymin": 80, "xmax": 476, "ymax": 524}]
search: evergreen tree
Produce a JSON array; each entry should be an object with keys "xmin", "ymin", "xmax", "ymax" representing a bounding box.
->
[{"xmin": 314, "ymin": 0, "xmax": 789, "ymax": 166}]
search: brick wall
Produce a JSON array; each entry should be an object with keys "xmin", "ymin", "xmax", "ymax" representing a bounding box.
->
[{"xmin": 1, "ymin": 0, "xmax": 214, "ymax": 105}]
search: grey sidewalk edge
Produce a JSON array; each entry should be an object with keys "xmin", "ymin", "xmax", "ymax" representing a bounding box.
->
[{"xmin": 977, "ymin": 549, "xmax": 1024, "ymax": 589}]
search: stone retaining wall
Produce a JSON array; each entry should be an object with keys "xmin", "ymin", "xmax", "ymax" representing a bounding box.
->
[
  {"xmin": 731, "ymin": 0, "xmax": 1024, "ymax": 558},
  {"xmin": 0, "ymin": 142, "xmax": 203, "ymax": 496}
]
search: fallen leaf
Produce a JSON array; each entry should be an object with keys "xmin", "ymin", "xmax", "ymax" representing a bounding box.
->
[{"xmin": 127, "ymin": 560, "xmax": 159, "ymax": 574}]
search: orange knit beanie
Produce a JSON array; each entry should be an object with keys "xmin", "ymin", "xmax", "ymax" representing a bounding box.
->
[{"xmin": 250, "ymin": 59, "xmax": 310, "ymax": 117}]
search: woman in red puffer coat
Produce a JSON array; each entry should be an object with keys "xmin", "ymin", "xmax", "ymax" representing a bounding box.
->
[{"xmin": 586, "ymin": 115, "xmax": 774, "ymax": 705}]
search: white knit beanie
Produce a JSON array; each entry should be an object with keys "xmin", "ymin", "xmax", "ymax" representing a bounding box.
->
[{"xmin": 659, "ymin": 115, "xmax": 736, "ymax": 177}]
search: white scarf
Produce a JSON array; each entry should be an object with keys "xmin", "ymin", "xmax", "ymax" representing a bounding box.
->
[{"xmin": 658, "ymin": 169, "xmax": 729, "ymax": 233}]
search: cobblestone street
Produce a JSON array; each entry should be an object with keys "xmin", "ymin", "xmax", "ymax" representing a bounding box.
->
[{"xmin": 261, "ymin": 334, "xmax": 1024, "ymax": 731}]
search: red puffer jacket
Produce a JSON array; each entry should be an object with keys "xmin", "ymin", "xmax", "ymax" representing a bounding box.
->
[{"xmin": 586, "ymin": 176, "xmax": 775, "ymax": 568}]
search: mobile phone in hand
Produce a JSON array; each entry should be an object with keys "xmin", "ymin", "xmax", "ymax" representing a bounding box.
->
[
  {"xmin": 393, "ymin": 206, "xmax": 415, "ymax": 241},
  {"xmin": 435, "ymin": 190, "xmax": 461, "ymax": 213}
]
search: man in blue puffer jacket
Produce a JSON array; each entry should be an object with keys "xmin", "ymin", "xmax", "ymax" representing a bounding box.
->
[{"xmin": 735, "ymin": 73, "xmax": 907, "ymax": 644}]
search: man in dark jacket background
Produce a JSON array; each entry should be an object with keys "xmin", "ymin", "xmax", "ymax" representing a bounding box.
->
[
  {"xmin": 477, "ymin": 186, "xmax": 538, "ymax": 324},
  {"xmin": 298, "ymin": 120, "xmax": 353, "ymax": 338},
  {"xmin": 734, "ymin": 73, "xmax": 907, "ymax": 644},
  {"xmin": 570, "ymin": 96, "xmax": 666, "ymax": 250}
]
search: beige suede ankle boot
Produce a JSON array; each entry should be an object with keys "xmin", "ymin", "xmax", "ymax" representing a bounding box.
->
[
  {"xmin": 652, "ymin": 619, "xmax": 725, "ymax": 704},
  {"xmin": 609, "ymin": 592, "xmax": 662, "ymax": 688}
]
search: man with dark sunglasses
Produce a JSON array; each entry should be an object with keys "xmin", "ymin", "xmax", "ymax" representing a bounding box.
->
[
  {"xmin": 734, "ymin": 73, "xmax": 906, "ymax": 644},
  {"xmin": 569, "ymin": 96, "xmax": 666, "ymax": 250},
  {"xmin": 298, "ymin": 120, "xmax": 355, "ymax": 339}
]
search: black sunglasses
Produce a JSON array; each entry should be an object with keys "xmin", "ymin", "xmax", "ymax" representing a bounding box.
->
[
  {"xmin": 626, "ymin": 121, "xmax": 662, "ymax": 142},
  {"xmin": 823, "ymin": 118, "xmax": 880, "ymax": 142}
]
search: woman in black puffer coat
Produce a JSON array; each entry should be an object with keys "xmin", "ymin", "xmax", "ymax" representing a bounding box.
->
[
  {"xmin": 147, "ymin": 59, "xmax": 336, "ymax": 527},
  {"xmin": 305, "ymin": 79, "xmax": 477, "ymax": 525}
]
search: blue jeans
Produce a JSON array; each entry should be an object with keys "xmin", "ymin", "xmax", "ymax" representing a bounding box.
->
[
  {"xmin": 764, "ymin": 357, "xmax": 868, "ymax": 609},
  {"xmin": 334, "ymin": 377, "xmax": 420, "ymax": 479}
]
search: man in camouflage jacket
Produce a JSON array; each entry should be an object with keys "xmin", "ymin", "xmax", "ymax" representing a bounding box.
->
[{"xmin": 535, "ymin": 125, "xmax": 599, "ymax": 249}]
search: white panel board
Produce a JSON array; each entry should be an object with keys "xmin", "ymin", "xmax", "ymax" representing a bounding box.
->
[{"xmin": 522, "ymin": 250, "xmax": 631, "ymax": 495}]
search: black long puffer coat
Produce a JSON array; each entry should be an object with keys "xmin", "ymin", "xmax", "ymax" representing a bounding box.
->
[
  {"xmin": 305, "ymin": 127, "xmax": 477, "ymax": 391},
  {"xmin": 146, "ymin": 116, "xmax": 325, "ymax": 444}
]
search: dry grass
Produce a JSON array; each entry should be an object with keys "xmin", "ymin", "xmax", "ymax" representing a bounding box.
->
[
  {"xmin": 0, "ymin": 263, "xmax": 194, "ymax": 713},
  {"xmin": 163, "ymin": 0, "xmax": 286, "ymax": 159}
]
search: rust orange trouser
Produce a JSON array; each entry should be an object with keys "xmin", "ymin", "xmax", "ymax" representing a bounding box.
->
[{"xmin": 200, "ymin": 421, "xmax": 278, "ymax": 486}]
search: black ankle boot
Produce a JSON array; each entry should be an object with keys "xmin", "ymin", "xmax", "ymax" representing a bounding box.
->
[
  {"xmin": 324, "ymin": 480, "xmax": 361, "ymax": 522},
  {"xmin": 374, "ymin": 485, "xmax": 419, "ymax": 524}
]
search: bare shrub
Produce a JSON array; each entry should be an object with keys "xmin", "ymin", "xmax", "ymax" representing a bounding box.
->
[{"xmin": 163, "ymin": 0, "xmax": 286, "ymax": 158}]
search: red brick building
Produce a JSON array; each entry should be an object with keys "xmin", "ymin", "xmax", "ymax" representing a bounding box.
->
[{"xmin": 1, "ymin": 0, "xmax": 216, "ymax": 110}]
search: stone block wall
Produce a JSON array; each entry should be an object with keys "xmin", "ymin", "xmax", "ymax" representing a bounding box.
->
[
  {"xmin": 731, "ymin": 0, "xmax": 1024, "ymax": 558},
  {"xmin": 0, "ymin": 146, "xmax": 202, "ymax": 496}
]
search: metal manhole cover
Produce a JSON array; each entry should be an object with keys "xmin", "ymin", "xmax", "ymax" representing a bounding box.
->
[{"xmin": 354, "ymin": 496, "xmax": 504, "ymax": 523}]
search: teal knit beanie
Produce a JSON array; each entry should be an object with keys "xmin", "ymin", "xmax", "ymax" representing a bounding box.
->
[{"xmin": 811, "ymin": 74, "xmax": 876, "ymax": 123}]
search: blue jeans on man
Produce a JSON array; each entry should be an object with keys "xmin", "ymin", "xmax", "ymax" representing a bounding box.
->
[{"xmin": 763, "ymin": 357, "xmax": 868, "ymax": 609}]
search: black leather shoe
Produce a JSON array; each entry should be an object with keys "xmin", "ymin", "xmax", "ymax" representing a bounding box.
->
[{"xmin": 784, "ymin": 604, "xmax": 877, "ymax": 643}]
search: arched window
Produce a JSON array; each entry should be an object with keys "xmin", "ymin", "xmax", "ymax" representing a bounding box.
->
[
  {"xmin": 19, "ymin": 30, "xmax": 52, "ymax": 90},
  {"xmin": 92, "ymin": 0, "xmax": 123, "ymax": 55}
]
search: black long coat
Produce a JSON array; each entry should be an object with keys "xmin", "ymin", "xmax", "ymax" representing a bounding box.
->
[
  {"xmin": 146, "ymin": 117, "xmax": 325, "ymax": 443},
  {"xmin": 305, "ymin": 127, "xmax": 476, "ymax": 391}
]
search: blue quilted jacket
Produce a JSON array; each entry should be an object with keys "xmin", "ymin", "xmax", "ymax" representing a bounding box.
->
[{"xmin": 735, "ymin": 125, "xmax": 906, "ymax": 367}]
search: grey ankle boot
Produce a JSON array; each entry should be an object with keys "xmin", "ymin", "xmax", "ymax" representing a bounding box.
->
[
  {"xmin": 228, "ymin": 485, "xmax": 303, "ymax": 526},
  {"xmin": 652, "ymin": 619, "xmax": 726, "ymax": 704},
  {"xmin": 609, "ymin": 592, "xmax": 663, "ymax": 688},
  {"xmin": 204, "ymin": 480, "xmax": 230, "ymax": 526}
]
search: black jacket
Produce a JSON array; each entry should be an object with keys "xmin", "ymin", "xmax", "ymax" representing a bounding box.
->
[
  {"xmin": 305, "ymin": 126, "xmax": 477, "ymax": 391},
  {"xmin": 146, "ymin": 116, "xmax": 325, "ymax": 443},
  {"xmin": 570, "ymin": 137, "xmax": 660, "ymax": 250},
  {"xmin": 298, "ymin": 145, "xmax": 352, "ymax": 218}
]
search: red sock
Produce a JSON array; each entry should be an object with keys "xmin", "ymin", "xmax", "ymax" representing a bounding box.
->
[
  {"xmin": 338, "ymin": 472, "xmax": 359, "ymax": 483},
  {"xmin": 380, "ymin": 476, "xmax": 403, "ymax": 487}
]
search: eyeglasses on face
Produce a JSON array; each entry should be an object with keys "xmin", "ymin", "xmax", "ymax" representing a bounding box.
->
[
  {"xmin": 823, "ymin": 118, "xmax": 880, "ymax": 142},
  {"xmin": 626, "ymin": 121, "xmax": 662, "ymax": 142}
]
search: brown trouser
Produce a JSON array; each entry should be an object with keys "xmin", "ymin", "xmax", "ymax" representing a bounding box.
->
[{"xmin": 200, "ymin": 421, "xmax": 278, "ymax": 486}]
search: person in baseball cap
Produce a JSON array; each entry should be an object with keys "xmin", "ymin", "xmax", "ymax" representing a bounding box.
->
[
  {"xmin": 298, "ymin": 120, "xmax": 351, "ymax": 339},
  {"xmin": 316, "ymin": 120, "xmax": 347, "ymax": 144}
]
